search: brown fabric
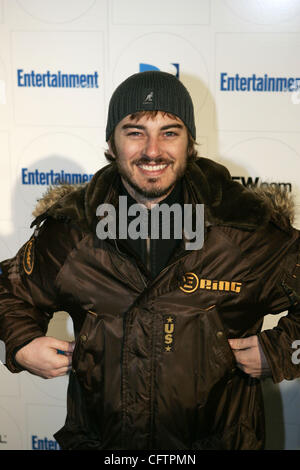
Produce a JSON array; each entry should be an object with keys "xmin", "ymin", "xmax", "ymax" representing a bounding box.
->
[{"xmin": 0, "ymin": 157, "xmax": 300, "ymax": 450}]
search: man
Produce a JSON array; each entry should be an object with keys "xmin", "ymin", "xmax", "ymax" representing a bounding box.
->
[{"xmin": 0, "ymin": 71, "xmax": 300, "ymax": 450}]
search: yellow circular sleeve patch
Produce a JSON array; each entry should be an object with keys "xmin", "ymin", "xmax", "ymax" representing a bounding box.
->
[
  {"xmin": 179, "ymin": 272, "xmax": 199, "ymax": 293},
  {"xmin": 23, "ymin": 239, "xmax": 35, "ymax": 275}
]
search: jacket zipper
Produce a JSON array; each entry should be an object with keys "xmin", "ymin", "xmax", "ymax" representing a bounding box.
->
[
  {"xmin": 113, "ymin": 237, "xmax": 193, "ymax": 448},
  {"xmin": 146, "ymin": 237, "xmax": 151, "ymax": 273},
  {"xmin": 113, "ymin": 238, "xmax": 148, "ymax": 289},
  {"xmin": 149, "ymin": 303, "xmax": 157, "ymax": 449},
  {"xmin": 145, "ymin": 240, "xmax": 193, "ymax": 448}
]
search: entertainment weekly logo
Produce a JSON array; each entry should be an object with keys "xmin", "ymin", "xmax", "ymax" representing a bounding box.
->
[
  {"xmin": 17, "ymin": 69, "xmax": 99, "ymax": 89},
  {"xmin": 232, "ymin": 176, "xmax": 292, "ymax": 192},
  {"xmin": 32, "ymin": 435, "xmax": 60, "ymax": 450},
  {"xmin": 0, "ymin": 69, "xmax": 99, "ymax": 105},
  {"xmin": 139, "ymin": 63, "xmax": 180, "ymax": 78},
  {"xmin": 220, "ymin": 73, "xmax": 300, "ymax": 93},
  {"xmin": 219, "ymin": 72, "xmax": 300, "ymax": 104},
  {"xmin": 21, "ymin": 168, "xmax": 93, "ymax": 185}
]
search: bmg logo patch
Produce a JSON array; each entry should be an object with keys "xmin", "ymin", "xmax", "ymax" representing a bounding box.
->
[
  {"xmin": 179, "ymin": 272, "xmax": 242, "ymax": 294},
  {"xmin": 179, "ymin": 272, "xmax": 199, "ymax": 293},
  {"xmin": 163, "ymin": 315, "xmax": 175, "ymax": 352}
]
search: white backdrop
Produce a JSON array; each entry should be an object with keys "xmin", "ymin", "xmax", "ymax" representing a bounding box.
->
[{"xmin": 0, "ymin": 0, "xmax": 300, "ymax": 450}]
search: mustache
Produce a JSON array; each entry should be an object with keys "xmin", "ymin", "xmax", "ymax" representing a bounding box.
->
[{"xmin": 134, "ymin": 156, "xmax": 174, "ymax": 165}]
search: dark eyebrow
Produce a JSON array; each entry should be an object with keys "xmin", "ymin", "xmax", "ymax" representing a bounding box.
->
[
  {"xmin": 160, "ymin": 124, "xmax": 184, "ymax": 131},
  {"xmin": 121, "ymin": 124, "xmax": 146, "ymax": 130},
  {"xmin": 121, "ymin": 123, "xmax": 184, "ymax": 131}
]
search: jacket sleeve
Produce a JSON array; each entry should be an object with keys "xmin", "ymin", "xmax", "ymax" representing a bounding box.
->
[
  {"xmin": 258, "ymin": 230, "xmax": 300, "ymax": 383},
  {"xmin": 0, "ymin": 217, "xmax": 77, "ymax": 373}
]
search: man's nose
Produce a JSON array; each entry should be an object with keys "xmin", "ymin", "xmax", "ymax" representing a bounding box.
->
[{"xmin": 144, "ymin": 136, "xmax": 161, "ymax": 158}]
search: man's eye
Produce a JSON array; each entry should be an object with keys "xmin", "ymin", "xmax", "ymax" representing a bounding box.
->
[
  {"xmin": 127, "ymin": 131, "xmax": 142, "ymax": 136},
  {"xmin": 165, "ymin": 131, "xmax": 177, "ymax": 137}
]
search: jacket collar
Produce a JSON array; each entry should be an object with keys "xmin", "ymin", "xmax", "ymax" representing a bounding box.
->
[
  {"xmin": 183, "ymin": 157, "xmax": 270, "ymax": 230},
  {"xmin": 32, "ymin": 157, "xmax": 270, "ymax": 232}
]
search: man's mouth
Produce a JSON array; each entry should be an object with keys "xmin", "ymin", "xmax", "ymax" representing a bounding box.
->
[
  {"xmin": 136, "ymin": 161, "xmax": 171, "ymax": 176},
  {"xmin": 138, "ymin": 163, "xmax": 168, "ymax": 171}
]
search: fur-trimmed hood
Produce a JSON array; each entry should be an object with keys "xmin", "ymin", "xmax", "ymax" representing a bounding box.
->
[{"xmin": 31, "ymin": 158, "xmax": 295, "ymax": 232}]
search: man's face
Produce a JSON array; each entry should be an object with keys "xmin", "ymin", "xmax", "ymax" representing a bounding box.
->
[{"xmin": 108, "ymin": 111, "xmax": 189, "ymax": 203}]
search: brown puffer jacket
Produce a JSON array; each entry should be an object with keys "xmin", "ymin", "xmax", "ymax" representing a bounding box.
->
[{"xmin": 0, "ymin": 157, "xmax": 300, "ymax": 450}]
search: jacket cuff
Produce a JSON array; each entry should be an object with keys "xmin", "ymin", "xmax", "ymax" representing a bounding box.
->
[
  {"xmin": 258, "ymin": 324, "xmax": 300, "ymax": 384},
  {"xmin": 5, "ymin": 334, "xmax": 44, "ymax": 373},
  {"xmin": 258, "ymin": 330, "xmax": 284, "ymax": 383}
]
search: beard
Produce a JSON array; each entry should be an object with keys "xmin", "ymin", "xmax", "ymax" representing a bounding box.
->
[
  {"xmin": 115, "ymin": 155, "xmax": 187, "ymax": 200},
  {"xmin": 119, "ymin": 171, "xmax": 176, "ymax": 199}
]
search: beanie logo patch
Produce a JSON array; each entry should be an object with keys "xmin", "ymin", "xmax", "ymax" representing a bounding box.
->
[{"xmin": 143, "ymin": 91, "xmax": 154, "ymax": 104}]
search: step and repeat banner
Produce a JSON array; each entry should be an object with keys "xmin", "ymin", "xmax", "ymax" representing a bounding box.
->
[{"xmin": 0, "ymin": 0, "xmax": 300, "ymax": 450}]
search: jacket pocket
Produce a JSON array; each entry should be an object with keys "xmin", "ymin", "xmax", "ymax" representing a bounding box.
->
[
  {"xmin": 192, "ymin": 305, "xmax": 236, "ymax": 402},
  {"xmin": 154, "ymin": 305, "xmax": 237, "ymax": 447},
  {"xmin": 57, "ymin": 309, "xmax": 106, "ymax": 449},
  {"xmin": 192, "ymin": 420, "xmax": 263, "ymax": 450},
  {"xmin": 158, "ymin": 304, "xmax": 236, "ymax": 403},
  {"xmin": 72, "ymin": 308, "xmax": 105, "ymax": 391}
]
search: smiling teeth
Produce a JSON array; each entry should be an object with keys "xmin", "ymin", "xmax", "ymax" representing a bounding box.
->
[{"xmin": 139, "ymin": 164, "xmax": 167, "ymax": 171}]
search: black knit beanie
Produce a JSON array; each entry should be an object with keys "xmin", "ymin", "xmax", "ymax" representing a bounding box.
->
[{"xmin": 106, "ymin": 71, "xmax": 196, "ymax": 141}]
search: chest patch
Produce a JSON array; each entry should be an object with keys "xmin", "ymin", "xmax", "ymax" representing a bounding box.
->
[
  {"xmin": 179, "ymin": 272, "xmax": 242, "ymax": 294},
  {"xmin": 23, "ymin": 238, "xmax": 35, "ymax": 275},
  {"xmin": 163, "ymin": 315, "xmax": 175, "ymax": 352}
]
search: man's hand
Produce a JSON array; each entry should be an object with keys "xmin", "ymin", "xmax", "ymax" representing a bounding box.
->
[
  {"xmin": 15, "ymin": 336, "xmax": 75, "ymax": 379},
  {"xmin": 228, "ymin": 335, "xmax": 271, "ymax": 379}
]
